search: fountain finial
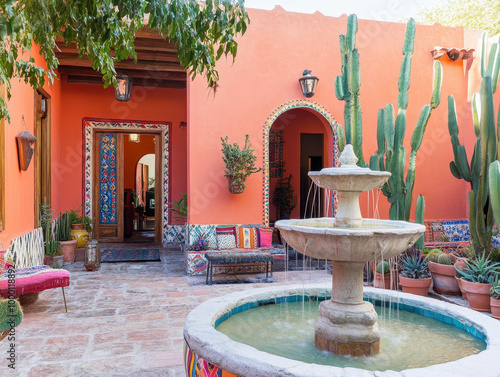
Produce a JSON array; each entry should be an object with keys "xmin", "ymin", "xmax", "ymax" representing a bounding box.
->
[{"xmin": 339, "ymin": 144, "xmax": 358, "ymax": 167}]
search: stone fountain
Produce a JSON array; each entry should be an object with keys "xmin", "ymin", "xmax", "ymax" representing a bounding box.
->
[{"xmin": 275, "ymin": 145, "xmax": 425, "ymax": 356}]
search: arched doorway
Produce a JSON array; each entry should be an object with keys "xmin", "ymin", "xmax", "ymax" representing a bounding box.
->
[{"xmin": 262, "ymin": 100, "xmax": 339, "ymax": 226}]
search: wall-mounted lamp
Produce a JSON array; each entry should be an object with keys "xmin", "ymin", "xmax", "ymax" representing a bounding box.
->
[
  {"xmin": 115, "ymin": 72, "xmax": 133, "ymax": 102},
  {"xmin": 180, "ymin": 121, "xmax": 187, "ymax": 128},
  {"xmin": 299, "ymin": 69, "xmax": 319, "ymax": 98},
  {"xmin": 129, "ymin": 134, "xmax": 140, "ymax": 143},
  {"xmin": 16, "ymin": 131, "xmax": 37, "ymax": 171}
]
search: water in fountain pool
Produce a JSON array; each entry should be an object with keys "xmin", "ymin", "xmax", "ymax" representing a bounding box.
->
[{"xmin": 216, "ymin": 299, "xmax": 485, "ymax": 371}]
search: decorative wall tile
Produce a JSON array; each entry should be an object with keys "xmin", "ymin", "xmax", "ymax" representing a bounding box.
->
[
  {"xmin": 99, "ymin": 134, "xmax": 117, "ymax": 224},
  {"xmin": 166, "ymin": 224, "xmax": 186, "ymax": 244},
  {"xmin": 442, "ymin": 220, "xmax": 470, "ymax": 242}
]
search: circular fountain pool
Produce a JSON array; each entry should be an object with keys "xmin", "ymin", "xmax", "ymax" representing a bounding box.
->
[{"xmin": 184, "ymin": 284, "xmax": 500, "ymax": 377}]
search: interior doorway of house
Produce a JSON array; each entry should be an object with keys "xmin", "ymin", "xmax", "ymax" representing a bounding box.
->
[
  {"xmin": 300, "ymin": 133, "xmax": 324, "ymax": 218},
  {"xmin": 124, "ymin": 135, "xmax": 156, "ymax": 243}
]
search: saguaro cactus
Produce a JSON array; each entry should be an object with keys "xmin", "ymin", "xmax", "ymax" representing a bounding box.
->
[
  {"xmin": 369, "ymin": 19, "xmax": 443, "ymax": 221},
  {"xmin": 449, "ymin": 32, "xmax": 500, "ymax": 253},
  {"xmin": 335, "ymin": 14, "xmax": 364, "ymax": 166}
]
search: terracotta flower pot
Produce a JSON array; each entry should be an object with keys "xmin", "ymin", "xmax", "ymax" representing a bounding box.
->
[
  {"xmin": 59, "ymin": 239, "xmax": 77, "ymax": 262},
  {"xmin": 373, "ymin": 272, "xmax": 391, "ymax": 289},
  {"xmin": 399, "ymin": 276, "xmax": 432, "ymax": 297},
  {"xmin": 491, "ymin": 297, "xmax": 500, "ymax": 319},
  {"xmin": 460, "ymin": 279, "xmax": 492, "ymax": 312},
  {"xmin": 429, "ymin": 261, "xmax": 460, "ymax": 295},
  {"xmin": 52, "ymin": 255, "xmax": 64, "ymax": 269},
  {"xmin": 456, "ymin": 277, "xmax": 467, "ymax": 300}
]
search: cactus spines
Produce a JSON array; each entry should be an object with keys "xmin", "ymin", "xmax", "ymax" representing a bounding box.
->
[
  {"xmin": 335, "ymin": 14, "xmax": 364, "ymax": 166},
  {"xmin": 437, "ymin": 253, "xmax": 451, "ymax": 265},
  {"xmin": 450, "ymin": 31, "xmax": 500, "ymax": 253},
  {"xmin": 57, "ymin": 211, "xmax": 72, "ymax": 242},
  {"xmin": 370, "ymin": 19, "xmax": 442, "ymax": 221}
]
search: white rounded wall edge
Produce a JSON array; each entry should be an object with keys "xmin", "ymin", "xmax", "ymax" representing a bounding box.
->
[{"xmin": 183, "ymin": 283, "xmax": 500, "ymax": 377}]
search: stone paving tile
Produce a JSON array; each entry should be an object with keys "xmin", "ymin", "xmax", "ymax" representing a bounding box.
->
[{"xmin": 3, "ymin": 245, "xmax": 333, "ymax": 376}]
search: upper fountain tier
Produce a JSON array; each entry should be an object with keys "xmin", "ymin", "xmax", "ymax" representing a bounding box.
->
[{"xmin": 308, "ymin": 145, "xmax": 391, "ymax": 193}]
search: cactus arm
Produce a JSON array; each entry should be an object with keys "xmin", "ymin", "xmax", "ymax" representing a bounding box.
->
[
  {"xmin": 457, "ymin": 145, "xmax": 472, "ymax": 182},
  {"xmin": 486, "ymin": 43, "xmax": 498, "ymax": 81},
  {"xmin": 376, "ymin": 109, "xmax": 385, "ymax": 156},
  {"xmin": 402, "ymin": 18, "xmax": 416, "ymax": 54},
  {"xmin": 479, "ymin": 32, "xmax": 488, "ymax": 79},
  {"xmin": 449, "ymin": 161, "xmax": 462, "ymax": 179},
  {"xmin": 384, "ymin": 104, "xmax": 395, "ymax": 152},
  {"xmin": 405, "ymin": 150, "xmax": 417, "ymax": 220},
  {"xmin": 468, "ymin": 190, "xmax": 481, "ymax": 250},
  {"xmin": 497, "ymin": 106, "xmax": 500, "ymax": 159},
  {"xmin": 337, "ymin": 124, "xmax": 346, "ymax": 153},
  {"xmin": 346, "ymin": 14, "xmax": 357, "ymax": 51},
  {"xmin": 472, "ymin": 93, "xmax": 481, "ymax": 137},
  {"xmin": 410, "ymin": 105, "xmax": 431, "ymax": 151},
  {"xmin": 489, "ymin": 161, "xmax": 500, "ymax": 226},
  {"xmin": 415, "ymin": 195, "xmax": 425, "ymax": 250},
  {"xmin": 397, "ymin": 54, "xmax": 412, "ymax": 110},
  {"xmin": 483, "ymin": 77, "xmax": 496, "ymax": 167},
  {"xmin": 491, "ymin": 40, "xmax": 500, "ymax": 93},
  {"xmin": 431, "ymin": 61, "xmax": 442, "ymax": 109},
  {"xmin": 369, "ymin": 154, "xmax": 379, "ymax": 170},
  {"xmin": 335, "ymin": 76, "xmax": 345, "ymax": 100}
]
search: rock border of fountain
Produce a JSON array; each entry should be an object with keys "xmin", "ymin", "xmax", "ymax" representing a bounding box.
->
[{"xmin": 184, "ymin": 283, "xmax": 500, "ymax": 377}]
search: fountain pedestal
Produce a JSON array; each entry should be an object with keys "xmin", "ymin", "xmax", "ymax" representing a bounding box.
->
[{"xmin": 315, "ymin": 261, "xmax": 380, "ymax": 356}]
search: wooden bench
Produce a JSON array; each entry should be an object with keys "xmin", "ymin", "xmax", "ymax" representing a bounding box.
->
[
  {"xmin": 0, "ymin": 228, "xmax": 70, "ymax": 311},
  {"xmin": 205, "ymin": 250, "xmax": 273, "ymax": 285}
]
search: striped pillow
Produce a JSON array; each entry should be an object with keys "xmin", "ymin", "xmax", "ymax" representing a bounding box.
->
[
  {"xmin": 237, "ymin": 227, "xmax": 257, "ymax": 249},
  {"xmin": 216, "ymin": 226, "xmax": 237, "ymax": 250}
]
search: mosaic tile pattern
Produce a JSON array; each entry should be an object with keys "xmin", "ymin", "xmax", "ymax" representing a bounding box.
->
[
  {"xmin": 262, "ymin": 100, "xmax": 339, "ymax": 225},
  {"xmin": 186, "ymin": 251, "xmax": 207, "ymax": 275},
  {"xmin": 83, "ymin": 119, "xmax": 170, "ymax": 244},
  {"xmin": 442, "ymin": 220, "xmax": 470, "ymax": 242},
  {"xmin": 184, "ymin": 345, "xmax": 236, "ymax": 377},
  {"xmin": 186, "ymin": 225, "xmax": 217, "ymax": 250},
  {"xmin": 99, "ymin": 134, "xmax": 117, "ymax": 224},
  {"xmin": 166, "ymin": 224, "xmax": 186, "ymax": 244}
]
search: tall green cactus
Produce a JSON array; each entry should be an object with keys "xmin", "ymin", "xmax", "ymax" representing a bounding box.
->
[
  {"xmin": 415, "ymin": 195, "xmax": 425, "ymax": 250},
  {"xmin": 449, "ymin": 32, "xmax": 500, "ymax": 253},
  {"xmin": 335, "ymin": 14, "xmax": 364, "ymax": 166},
  {"xmin": 56, "ymin": 211, "xmax": 72, "ymax": 242},
  {"xmin": 369, "ymin": 19, "xmax": 443, "ymax": 221}
]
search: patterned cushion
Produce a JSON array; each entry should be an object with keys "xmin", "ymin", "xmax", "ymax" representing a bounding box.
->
[
  {"xmin": 216, "ymin": 226, "xmax": 237, "ymax": 250},
  {"xmin": 0, "ymin": 251, "xmax": 5, "ymax": 272},
  {"xmin": 187, "ymin": 225, "xmax": 217, "ymax": 250},
  {"xmin": 237, "ymin": 227, "xmax": 257, "ymax": 249},
  {"xmin": 256, "ymin": 227, "xmax": 273, "ymax": 247}
]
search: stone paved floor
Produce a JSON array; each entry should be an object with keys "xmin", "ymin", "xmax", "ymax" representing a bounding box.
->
[{"xmin": 5, "ymin": 246, "xmax": 332, "ymax": 377}]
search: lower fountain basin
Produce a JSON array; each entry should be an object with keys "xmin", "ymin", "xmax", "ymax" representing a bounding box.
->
[
  {"xmin": 183, "ymin": 284, "xmax": 500, "ymax": 377},
  {"xmin": 275, "ymin": 218, "xmax": 425, "ymax": 262}
]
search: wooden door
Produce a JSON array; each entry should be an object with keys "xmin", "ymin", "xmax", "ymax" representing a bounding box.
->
[{"xmin": 93, "ymin": 132, "xmax": 124, "ymax": 242}]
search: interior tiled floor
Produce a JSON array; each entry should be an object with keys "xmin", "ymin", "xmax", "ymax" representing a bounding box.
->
[{"xmin": 7, "ymin": 245, "xmax": 332, "ymax": 377}]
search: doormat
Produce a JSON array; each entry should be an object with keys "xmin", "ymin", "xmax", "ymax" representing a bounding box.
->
[{"xmin": 101, "ymin": 249, "xmax": 160, "ymax": 263}]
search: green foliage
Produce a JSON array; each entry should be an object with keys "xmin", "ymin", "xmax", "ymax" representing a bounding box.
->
[
  {"xmin": 369, "ymin": 18, "xmax": 443, "ymax": 221},
  {"xmin": 334, "ymin": 14, "xmax": 364, "ymax": 165},
  {"xmin": 272, "ymin": 174, "xmax": 296, "ymax": 216},
  {"xmin": 426, "ymin": 248, "xmax": 443, "ymax": 262},
  {"xmin": 399, "ymin": 249, "xmax": 430, "ymax": 279},
  {"xmin": 45, "ymin": 239, "xmax": 61, "ymax": 257},
  {"xmin": 376, "ymin": 260, "xmax": 390, "ymax": 274},
  {"xmin": 221, "ymin": 135, "xmax": 261, "ymax": 193},
  {"xmin": 437, "ymin": 253, "xmax": 452, "ymax": 265},
  {"xmin": 489, "ymin": 249, "xmax": 500, "ymax": 263},
  {"xmin": 415, "ymin": 195, "xmax": 425, "ymax": 249},
  {"xmin": 450, "ymin": 32, "xmax": 500, "ymax": 254},
  {"xmin": 491, "ymin": 276, "xmax": 500, "ymax": 299},
  {"xmin": 0, "ymin": 299, "xmax": 22, "ymax": 331},
  {"xmin": 56, "ymin": 211, "xmax": 72, "ymax": 242},
  {"xmin": 69, "ymin": 206, "xmax": 92, "ymax": 233},
  {"xmin": 39, "ymin": 204, "xmax": 54, "ymax": 240},
  {"xmin": 169, "ymin": 193, "xmax": 188, "ymax": 221},
  {"xmin": 415, "ymin": 0, "xmax": 500, "ymax": 36},
  {"xmin": 455, "ymin": 253, "xmax": 500, "ymax": 283},
  {"xmin": 0, "ymin": 0, "xmax": 249, "ymax": 120},
  {"xmin": 422, "ymin": 248, "xmax": 430, "ymax": 254}
]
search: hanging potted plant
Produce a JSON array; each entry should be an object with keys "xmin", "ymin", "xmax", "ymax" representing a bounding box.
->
[
  {"xmin": 455, "ymin": 253, "xmax": 500, "ymax": 312},
  {"xmin": 221, "ymin": 135, "xmax": 261, "ymax": 194},
  {"xmin": 272, "ymin": 174, "xmax": 296, "ymax": 219},
  {"xmin": 56, "ymin": 211, "xmax": 77, "ymax": 263},
  {"xmin": 399, "ymin": 248, "xmax": 432, "ymax": 296}
]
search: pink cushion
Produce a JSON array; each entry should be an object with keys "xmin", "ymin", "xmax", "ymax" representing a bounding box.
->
[
  {"xmin": 257, "ymin": 227, "xmax": 273, "ymax": 247},
  {"xmin": 0, "ymin": 266, "xmax": 70, "ymax": 297}
]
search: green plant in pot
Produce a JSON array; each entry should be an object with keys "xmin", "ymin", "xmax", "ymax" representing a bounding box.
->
[
  {"xmin": 428, "ymin": 250, "xmax": 461, "ymax": 295},
  {"xmin": 221, "ymin": 135, "xmax": 261, "ymax": 194},
  {"xmin": 455, "ymin": 253, "xmax": 500, "ymax": 312},
  {"xmin": 169, "ymin": 193, "xmax": 188, "ymax": 245},
  {"xmin": 399, "ymin": 247, "xmax": 431, "ymax": 296},
  {"xmin": 373, "ymin": 260, "xmax": 391, "ymax": 289},
  {"xmin": 57, "ymin": 211, "xmax": 77, "ymax": 263},
  {"xmin": 272, "ymin": 174, "xmax": 296, "ymax": 219},
  {"xmin": 491, "ymin": 276, "xmax": 500, "ymax": 319},
  {"xmin": 69, "ymin": 205, "xmax": 92, "ymax": 248}
]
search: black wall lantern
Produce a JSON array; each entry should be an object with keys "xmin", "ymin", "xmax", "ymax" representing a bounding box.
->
[
  {"xmin": 115, "ymin": 72, "xmax": 133, "ymax": 102},
  {"xmin": 298, "ymin": 69, "xmax": 319, "ymax": 98}
]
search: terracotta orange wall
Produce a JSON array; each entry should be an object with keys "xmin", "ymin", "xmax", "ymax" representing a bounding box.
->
[
  {"xmin": 54, "ymin": 82, "xmax": 187, "ymax": 220},
  {"xmin": 269, "ymin": 108, "xmax": 331, "ymax": 221},
  {"xmin": 0, "ymin": 47, "xmax": 62, "ymax": 248},
  {"xmin": 187, "ymin": 7, "xmax": 478, "ymax": 225},
  {"xmin": 123, "ymin": 134, "xmax": 155, "ymax": 190}
]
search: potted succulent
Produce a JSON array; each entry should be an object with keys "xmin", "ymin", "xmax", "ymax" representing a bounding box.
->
[
  {"xmin": 491, "ymin": 276, "xmax": 500, "ymax": 319},
  {"xmin": 221, "ymin": 135, "xmax": 261, "ymax": 194},
  {"xmin": 455, "ymin": 253, "xmax": 500, "ymax": 312},
  {"xmin": 399, "ymin": 248, "xmax": 432, "ymax": 296},
  {"xmin": 272, "ymin": 174, "xmax": 296, "ymax": 219},
  {"xmin": 428, "ymin": 250, "xmax": 461, "ymax": 295},
  {"xmin": 69, "ymin": 205, "xmax": 92, "ymax": 247},
  {"xmin": 56, "ymin": 211, "xmax": 77, "ymax": 263},
  {"xmin": 373, "ymin": 260, "xmax": 391, "ymax": 289}
]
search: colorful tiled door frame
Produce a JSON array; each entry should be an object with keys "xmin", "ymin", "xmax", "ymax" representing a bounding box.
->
[
  {"xmin": 262, "ymin": 100, "xmax": 339, "ymax": 225},
  {"xmin": 83, "ymin": 118, "xmax": 171, "ymax": 244}
]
